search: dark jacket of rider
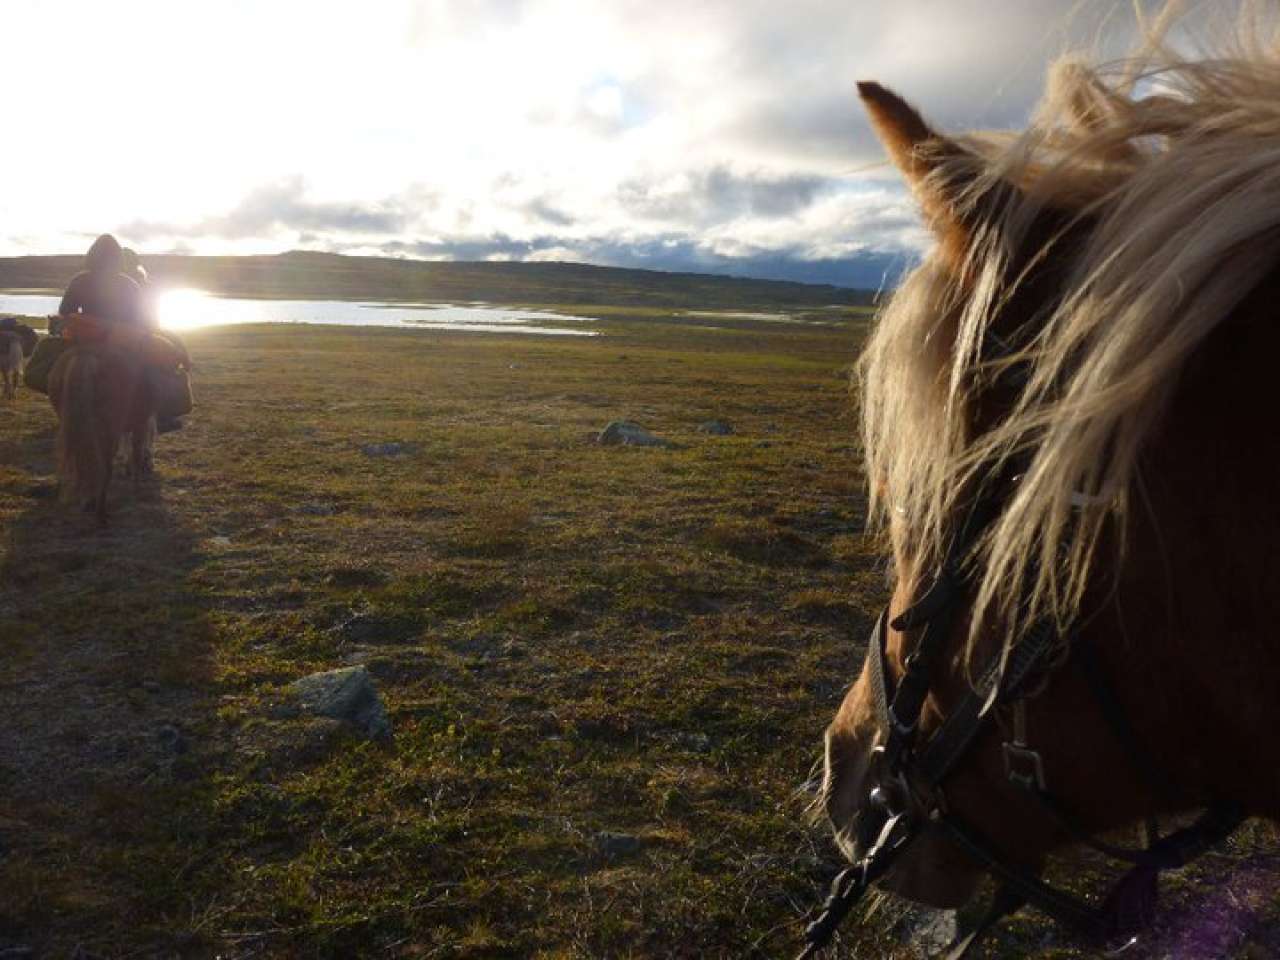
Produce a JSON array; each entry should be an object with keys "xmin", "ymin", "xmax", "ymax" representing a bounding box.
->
[{"xmin": 58, "ymin": 234, "xmax": 144, "ymax": 327}]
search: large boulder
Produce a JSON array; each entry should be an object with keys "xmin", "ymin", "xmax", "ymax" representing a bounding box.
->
[
  {"xmin": 288, "ymin": 666, "xmax": 391, "ymax": 740},
  {"xmin": 597, "ymin": 420, "xmax": 672, "ymax": 448}
]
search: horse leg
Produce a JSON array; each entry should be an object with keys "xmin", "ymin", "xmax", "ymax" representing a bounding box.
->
[
  {"xmin": 95, "ymin": 469, "xmax": 111, "ymax": 524},
  {"xmin": 129, "ymin": 425, "xmax": 149, "ymax": 482},
  {"xmin": 94, "ymin": 431, "xmax": 114, "ymax": 526},
  {"xmin": 137, "ymin": 414, "xmax": 156, "ymax": 478},
  {"xmin": 130, "ymin": 430, "xmax": 142, "ymax": 484}
]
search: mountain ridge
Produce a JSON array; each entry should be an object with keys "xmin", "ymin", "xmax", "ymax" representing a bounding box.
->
[{"xmin": 0, "ymin": 251, "xmax": 877, "ymax": 310}]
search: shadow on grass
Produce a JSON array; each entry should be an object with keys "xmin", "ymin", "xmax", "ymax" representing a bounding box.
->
[{"xmin": 0, "ymin": 431, "xmax": 226, "ymax": 958}]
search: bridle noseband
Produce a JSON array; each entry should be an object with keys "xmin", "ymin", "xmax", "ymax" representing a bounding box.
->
[{"xmin": 799, "ymin": 497, "xmax": 1243, "ymax": 959}]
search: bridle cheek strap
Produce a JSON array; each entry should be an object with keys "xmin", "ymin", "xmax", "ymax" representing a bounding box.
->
[{"xmin": 802, "ymin": 576, "xmax": 1244, "ymax": 960}]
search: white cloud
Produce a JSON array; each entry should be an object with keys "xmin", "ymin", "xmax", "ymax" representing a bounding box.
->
[{"xmin": 0, "ymin": 0, "xmax": 1156, "ymax": 282}]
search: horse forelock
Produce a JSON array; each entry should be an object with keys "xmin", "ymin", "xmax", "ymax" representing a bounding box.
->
[{"xmin": 861, "ymin": 0, "xmax": 1280, "ymax": 662}]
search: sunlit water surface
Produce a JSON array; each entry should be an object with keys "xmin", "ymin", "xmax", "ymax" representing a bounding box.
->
[{"xmin": 0, "ymin": 289, "xmax": 598, "ymax": 336}]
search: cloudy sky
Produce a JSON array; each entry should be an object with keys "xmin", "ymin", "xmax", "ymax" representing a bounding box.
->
[{"xmin": 3, "ymin": 1, "xmax": 1147, "ymax": 287}]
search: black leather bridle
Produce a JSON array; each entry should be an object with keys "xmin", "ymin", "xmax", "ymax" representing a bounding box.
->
[{"xmin": 799, "ymin": 496, "xmax": 1243, "ymax": 959}]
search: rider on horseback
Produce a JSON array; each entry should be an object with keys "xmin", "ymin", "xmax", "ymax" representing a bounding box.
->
[
  {"xmin": 46, "ymin": 235, "xmax": 187, "ymax": 434},
  {"xmin": 58, "ymin": 234, "xmax": 145, "ymax": 329}
]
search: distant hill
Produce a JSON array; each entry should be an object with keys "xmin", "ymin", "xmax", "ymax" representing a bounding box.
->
[{"xmin": 0, "ymin": 251, "xmax": 876, "ymax": 311}]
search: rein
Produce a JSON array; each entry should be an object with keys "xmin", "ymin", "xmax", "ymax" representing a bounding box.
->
[{"xmin": 799, "ymin": 496, "xmax": 1243, "ymax": 959}]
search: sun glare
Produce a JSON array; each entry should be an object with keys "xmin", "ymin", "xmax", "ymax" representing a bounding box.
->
[{"xmin": 156, "ymin": 288, "xmax": 218, "ymax": 332}]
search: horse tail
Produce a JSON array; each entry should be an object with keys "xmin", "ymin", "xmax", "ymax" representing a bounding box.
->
[{"xmin": 56, "ymin": 350, "xmax": 106, "ymax": 507}]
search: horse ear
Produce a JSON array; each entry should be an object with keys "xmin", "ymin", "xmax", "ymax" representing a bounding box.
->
[
  {"xmin": 858, "ymin": 81, "xmax": 994, "ymax": 260},
  {"xmin": 858, "ymin": 82, "xmax": 940, "ymax": 183}
]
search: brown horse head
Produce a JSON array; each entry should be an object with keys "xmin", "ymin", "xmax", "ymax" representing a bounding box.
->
[{"xmin": 820, "ymin": 12, "xmax": 1280, "ymax": 945}]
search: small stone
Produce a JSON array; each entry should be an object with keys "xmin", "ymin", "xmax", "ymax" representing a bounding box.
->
[
  {"xmin": 299, "ymin": 502, "xmax": 337, "ymax": 516},
  {"xmin": 288, "ymin": 666, "xmax": 392, "ymax": 741},
  {"xmin": 595, "ymin": 831, "xmax": 642, "ymax": 858},
  {"xmin": 361, "ymin": 442, "xmax": 418, "ymax": 458},
  {"xmin": 597, "ymin": 420, "xmax": 672, "ymax": 448},
  {"xmin": 697, "ymin": 419, "xmax": 733, "ymax": 436},
  {"xmin": 898, "ymin": 908, "xmax": 958, "ymax": 958},
  {"xmin": 141, "ymin": 680, "xmax": 161, "ymax": 694},
  {"xmin": 156, "ymin": 724, "xmax": 188, "ymax": 755}
]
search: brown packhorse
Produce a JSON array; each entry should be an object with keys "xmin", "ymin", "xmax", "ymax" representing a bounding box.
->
[
  {"xmin": 48, "ymin": 333, "xmax": 156, "ymax": 524},
  {"xmin": 814, "ymin": 11, "xmax": 1280, "ymax": 959},
  {"xmin": 0, "ymin": 331, "xmax": 23, "ymax": 400}
]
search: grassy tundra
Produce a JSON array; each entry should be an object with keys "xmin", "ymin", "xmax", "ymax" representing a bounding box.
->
[
  {"xmin": 0, "ymin": 308, "xmax": 896, "ymax": 959},
  {"xmin": 0, "ymin": 308, "xmax": 1275, "ymax": 958}
]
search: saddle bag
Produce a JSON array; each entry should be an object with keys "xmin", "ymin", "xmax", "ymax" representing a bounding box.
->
[
  {"xmin": 23, "ymin": 336, "xmax": 66, "ymax": 395},
  {"xmin": 150, "ymin": 366, "xmax": 194, "ymax": 418},
  {"xmin": 58, "ymin": 315, "xmax": 194, "ymax": 415}
]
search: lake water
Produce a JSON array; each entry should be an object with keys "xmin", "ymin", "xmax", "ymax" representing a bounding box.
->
[{"xmin": 0, "ymin": 289, "xmax": 598, "ymax": 337}]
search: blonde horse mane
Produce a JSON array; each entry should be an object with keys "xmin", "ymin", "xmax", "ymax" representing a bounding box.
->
[{"xmin": 861, "ymin": 1, "xmax": 1280, "ymax": 658}]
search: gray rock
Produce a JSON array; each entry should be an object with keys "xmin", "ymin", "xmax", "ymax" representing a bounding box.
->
[
  {"xmin": 288, "ymin": 666, "xmax": 392, "ymax": 740},
  {"xmin": 595, "ymin": 831, "xmax": 642, "ymax": 858},
  {"xmin": 156, "ymin": 724, "xmax": 188, "ymax": 755},
  {"xmin": 0, "ymin": 949, "xmax": 35, "ymax": 960},
  {"xmin": 361, "ymin": 442, "xmax": 418, "ymax": 458},
  {"xmin": 597, "ymin": 420, "xmax": 672, "ymax": 448},
  {"xmin": 697, "ymin": 419, "xmax": 734, "ymax": 436},
  {"xmin": 898, "ymin": 908, "xmax": 958, "ymax": 958}
]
